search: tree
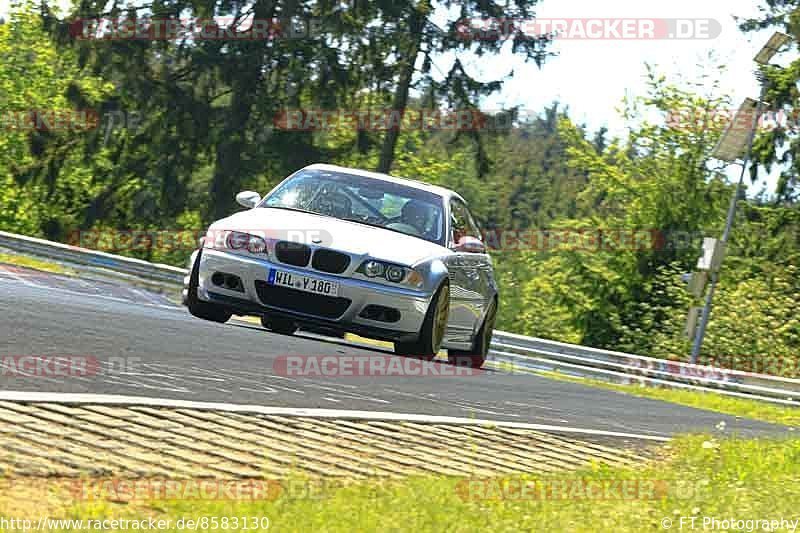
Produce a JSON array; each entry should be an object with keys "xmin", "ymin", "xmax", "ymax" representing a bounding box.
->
[
  {"xmin": 0, "ymin": 2, "xmax": 111, "ymax": 238},
  {"xmin": 374, "ymin": 0, "xmax": 554, "ymax": 173},
  {"xmin": 739, "ymin": 4, "xmax": 800, "ymax": 203},
  {"xmin": 54, "ymin": 0, "xmax": 553, "ymax": 219}
]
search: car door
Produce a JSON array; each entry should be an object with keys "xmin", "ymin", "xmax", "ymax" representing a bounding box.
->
[{"xmin": 444, "ymin": 199, "xmax": 493, "ymax": 345}]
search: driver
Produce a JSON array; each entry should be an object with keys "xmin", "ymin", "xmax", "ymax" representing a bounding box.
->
[{"xmin": 400, "ymin": 200, "xmax": 431, "ymax": 235}]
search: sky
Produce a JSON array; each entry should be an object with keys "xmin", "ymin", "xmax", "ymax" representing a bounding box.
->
[
  {"xmin": 450, "ymin": 0, "xmax": 797, "ymax": 196},
  {"xmin": 449, "ymin": 0, "xmax": 782, "ymax": 195},
  {"xmin": 0, "ymin": 0, "xmax": 787, "ymax": 194},
  {"xmin": 471, "ymin": 0, "xmax": 774, "ymax": 137}
]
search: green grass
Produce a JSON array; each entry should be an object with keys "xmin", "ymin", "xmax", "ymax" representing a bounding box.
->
[
  {"xmin": 17, "ymin": 436, "xmax": 796, "ymax": 532},
  {"xmin": 487, "ymin": 359, "xmax": 800, "ymax": 428},
  {"xmin": 0, "ymin": 252, "xmax": 73, "ymax": 275},
  {"xmin": 522, "ymin": 368, "xmax": 800, "ymax": 428}
]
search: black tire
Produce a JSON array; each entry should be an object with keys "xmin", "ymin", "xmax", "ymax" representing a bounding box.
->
[
  {"xmin": 186, "ymin": 249, "xmax": 232, "ymax": 323},
  {"xmin": 393, "ymin": 282, "xmax": 450, "ymax": 360},
  {"xmin": 447, "ymin": 298, "xmax": 497, "ymax": 369},
  {"xmin": 260, "ymin": 315, "xmax": 298, "ymax": 335}
]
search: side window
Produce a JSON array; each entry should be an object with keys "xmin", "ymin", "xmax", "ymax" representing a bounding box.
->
[
  {"xmin": 450, "ymin": 200, "xmax": 479, "ymax": 245},
  {"xmin": 464, "ymin": 205, "xmax": 481, "ymax": 239}
]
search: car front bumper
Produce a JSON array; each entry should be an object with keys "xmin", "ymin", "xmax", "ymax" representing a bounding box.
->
[{"xmin": 192, "ymin": 249, "xmax": 433, "ymax": 342}]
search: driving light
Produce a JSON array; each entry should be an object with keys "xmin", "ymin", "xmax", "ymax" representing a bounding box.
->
[
  {"xmin": 405, "ymin": 269, "xmax": 424, "ymax": 288},
  {"xmin": 385, "ymin": 265, "xmax": 405, "ymax": 283},
  {"xmin": 226, "ymin": 231, "xmax": 250, "ymax": 250},
  {"xmin": 364, "ymin": 260, "xmax": 385, "ymax": 277},
  {"xmin": 221, "ymin": 231, "xmax": 268, "ymax": 254},
  {"xmin": 359, "ymin": 260, "xmax": 421, "ymax": 287},
  {"xmin": 246, "ymin": 236, "xmax": 267, "ymax": 254}
]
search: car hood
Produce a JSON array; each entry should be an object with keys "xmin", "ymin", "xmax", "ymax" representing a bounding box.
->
[{"xmin": 210, "ymin": 208, "xmax": 448, "ymax": 265}]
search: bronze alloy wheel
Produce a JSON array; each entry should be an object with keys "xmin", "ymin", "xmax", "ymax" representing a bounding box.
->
[
  {"xmin": 394, "ymin": 282, "xmax": 450, "ymax": 358},
  {"xmin": 432, "ymin": 283, "xmax": 450, "ymax": 350}
]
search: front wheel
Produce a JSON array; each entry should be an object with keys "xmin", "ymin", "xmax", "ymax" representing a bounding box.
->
[
  {"xmin": 186, "ymin": 250, "xmax": 232, "ymax": 323},
  {"xmin": 447, "ymin": 298, "xmax": 496, "ymax": 369},
  {"xmin": 394, "ymin": 282, "xmax": 449, "ymax": 359}
]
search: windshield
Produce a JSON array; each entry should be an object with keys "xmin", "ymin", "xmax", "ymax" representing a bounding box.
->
[{"xmin": 260, "ymin": 169, "xmax": 446, "ymax": 245}]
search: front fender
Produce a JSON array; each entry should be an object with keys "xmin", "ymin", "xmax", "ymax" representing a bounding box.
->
[{"xmin": 413, "ymin": 257, "xmax": 449, "ymax": 294}]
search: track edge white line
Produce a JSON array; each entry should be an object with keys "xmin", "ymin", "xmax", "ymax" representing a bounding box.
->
[{"xmin": 0, "ymin": 390, "xmax": 670, "ymax": 442}]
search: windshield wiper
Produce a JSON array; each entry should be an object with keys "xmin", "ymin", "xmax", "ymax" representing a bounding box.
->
[
  {"xmin": 339, "ymin": 217, "xmax": 425, "ymax": 238},
  {"xmin": 339, "ymin": 217, "xmax": 387, "ymax": 230},
  {"xmin": 262, "ymin": 205, "xmax": 320, "ymax": 215}
]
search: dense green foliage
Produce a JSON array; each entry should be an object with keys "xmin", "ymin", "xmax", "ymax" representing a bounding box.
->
[{"xmin": 0, "ymin": 2, "xmax": 798, "ymax": 373}]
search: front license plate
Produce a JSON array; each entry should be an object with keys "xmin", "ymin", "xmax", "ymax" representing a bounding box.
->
[{"xmin": 268, "ymin": 269, "xmax": 340, "ymax": 297}]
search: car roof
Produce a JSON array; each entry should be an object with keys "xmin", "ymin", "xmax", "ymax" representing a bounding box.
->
[{"xmin": 301, "ymin": 163, "xmax": 466, "ymax": 204}]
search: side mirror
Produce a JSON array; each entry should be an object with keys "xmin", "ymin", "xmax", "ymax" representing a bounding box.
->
[
  {"xmin": 235, "ymin": 190, "xmax": 261, "ymax": 209},
  {"xmin": 451, "ymin": 235, "xmax": 486, "ymax": 254}
]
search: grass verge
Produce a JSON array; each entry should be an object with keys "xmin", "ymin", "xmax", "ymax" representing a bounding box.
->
[
  {"xmin": 2, "ymin": 436, "xmax": 798, "ymax": 532},
  {"xmin": 0, "ymin": 252, "xmax": 73, "ymax": 276},
  {"xmin": 519, "ymin": 368, "xmax": 800, "ymax": 428}
]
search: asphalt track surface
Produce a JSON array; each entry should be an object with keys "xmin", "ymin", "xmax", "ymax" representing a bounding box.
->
[{"xmin": 0, "ymin": 264, "xmax": 791, "ymax": 439}]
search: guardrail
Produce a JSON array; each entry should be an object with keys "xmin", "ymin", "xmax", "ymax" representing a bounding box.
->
[
  {"xmin": 489, "ymin": 332, "xmax": 800, "ymax": 405},
  {"xmin": 1, "ymin": 229, "xmax": 798, "ymax": 405},
  {"xmin": 0, "ymin": 230, "xmax": 185, "ymax": 290}
]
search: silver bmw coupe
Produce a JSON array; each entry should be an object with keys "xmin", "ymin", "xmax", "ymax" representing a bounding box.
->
[{"xmin": 183, "ymin": 164, "xmax": 498, "ymax": 368}]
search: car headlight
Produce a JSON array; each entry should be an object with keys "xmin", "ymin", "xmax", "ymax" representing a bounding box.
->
[
  {"xmin": 386, "ymin": 265, "xmax": 405, "ymax": 283},
  {"xmin": 363, "ymin": 260, "xmax": 385, "ymax": 277},
  {"xmin": 358, "ymin": 260, "xmax": 423, "ymax": 288},
  {"xmin": 204, "ymin": 230, "xmax": 268, "ymax": 254}
]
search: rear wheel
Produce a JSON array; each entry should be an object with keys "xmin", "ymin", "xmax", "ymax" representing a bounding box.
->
[
  {"xmin": 393, "ymin": 282, "xmax": 449, "ymax": 360},
  {"xmin": 261, "ymin": 315, "xmax": 298, "ymax": 335},
  {"xmin": 186, "ymin": 250, "xmax": 232, "ymax": 323},
  {"xmin": 447, "ymin": 298, "xmax": 496, "ymax": 369}
]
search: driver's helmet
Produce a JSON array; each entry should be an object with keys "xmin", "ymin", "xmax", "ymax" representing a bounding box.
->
[{"xmin": 400, "ymin": 200, "xmax": 430, "ymax": 234}]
